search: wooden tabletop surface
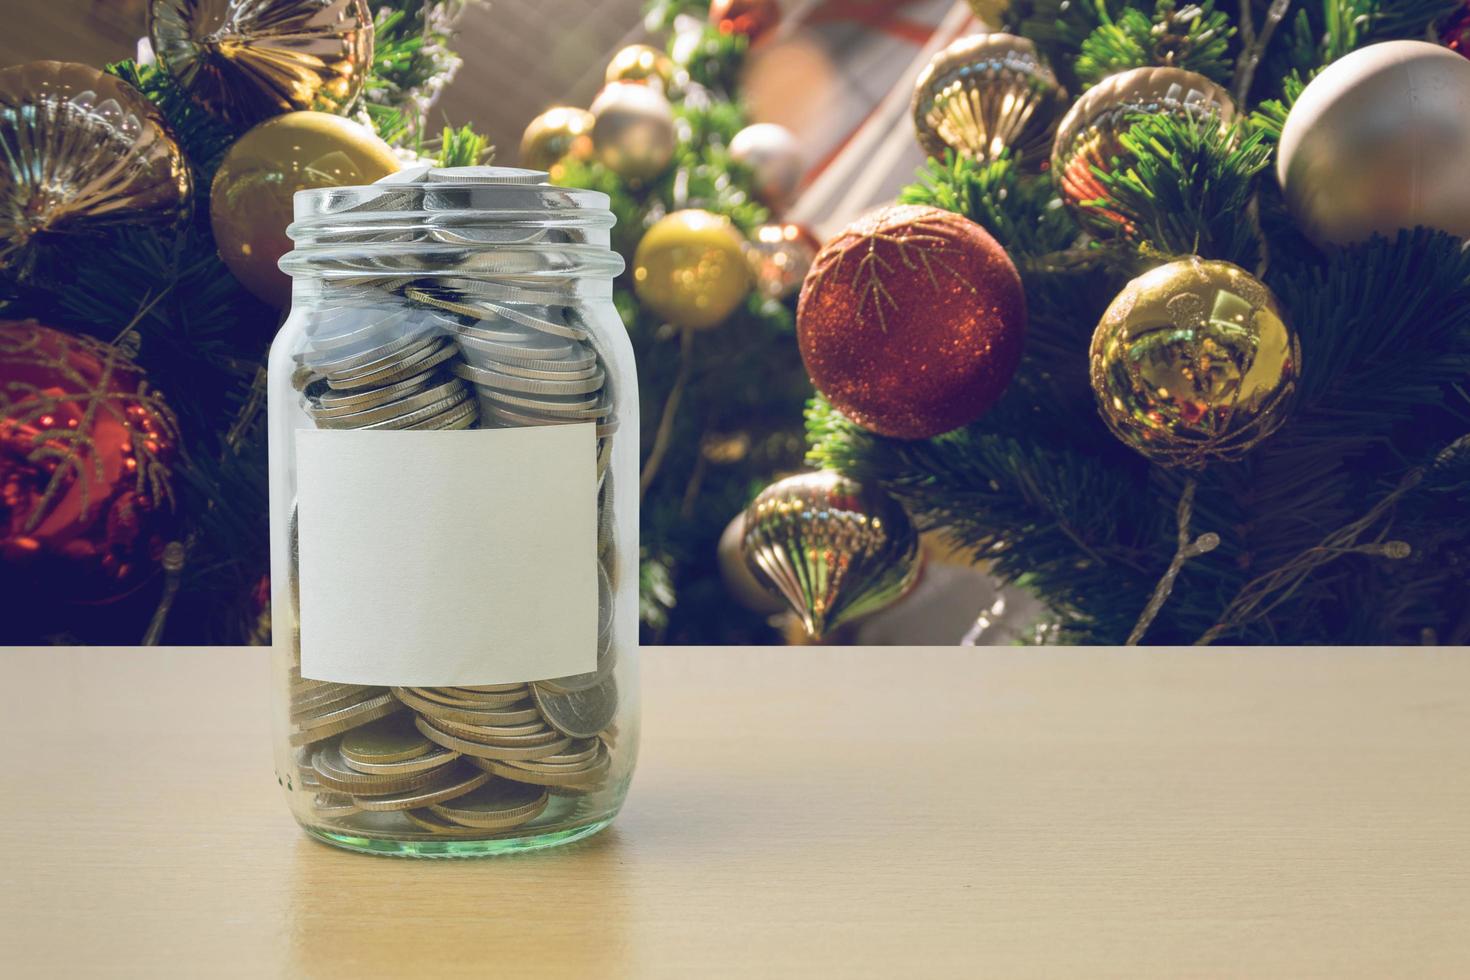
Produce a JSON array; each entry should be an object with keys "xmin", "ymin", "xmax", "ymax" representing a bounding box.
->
[{"xmin": 1, "ymin": 646, "xmax": 1467, "ymax": 978}]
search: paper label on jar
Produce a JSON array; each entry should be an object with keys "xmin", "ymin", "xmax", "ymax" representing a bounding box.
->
[{"xmin": 295, "ymin": 425, "xmax": 596, "ymax": 685}]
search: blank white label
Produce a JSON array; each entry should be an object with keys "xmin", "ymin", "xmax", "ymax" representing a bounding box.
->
[{"xmin": 296, "ymin": 425, "xmax": 596, "ymax": 685}]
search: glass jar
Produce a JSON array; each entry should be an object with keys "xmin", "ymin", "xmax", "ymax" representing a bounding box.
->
[{"xmin": 267, "ymin": 167, "xmax": 638, "ymax": 857}]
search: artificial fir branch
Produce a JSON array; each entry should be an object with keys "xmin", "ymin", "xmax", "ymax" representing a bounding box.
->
[{"xmin": 1075, "ymin": 0, "xmax": 1236, "ymax": 87}]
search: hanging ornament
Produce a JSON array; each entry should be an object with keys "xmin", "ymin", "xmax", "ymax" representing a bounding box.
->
[
  {"xmin": 605, "ymin": 43, "xmax": 676, "ymax": 93},
  {"xmin": 1089, "ymin": 257, "xmax": 1300, "ymax": 467},
  {"xmin": 797, "ymin": 204, "xmax": 1026, "ymax": 440},
  {"xmin": 148, "ymin": 0, "xmax": 374, "ymax": 126},
  {"xmin": 718, "ymin": 511, "xmax": 786, "ymax": 614},
  {"xmin": 590, "ymin": 82, "xmax": 677, "ymax": 182},
  {"xmin": 911, "ymin": 33, "xmax": 1064, "ymax": 168},
  {"xmin": 728, "ymin": 122, "xmax": 803, "ymax": 211},
  {"xmin": 745, "ymin": 221, "xmax": 820, "ymax": 300},
  {"xmin": 0, "ymin": 61, "xmax": 191, "ymax": 278},
  {"xmin": 519, "ymin": 106, "xmax": 595, "ymax": 172},
  {"xmin": 1440, "ymin": 3, "xmax": 1470, "ymax": 58},
  {"xmin": 1051, "ymin": 67, "xmax": 1235, "ymax": 235},
  {"xmin": 633, "ymin": 209, "xmax": 751, "ymax": 330},
  {"xmin": 741, "ymin": 471, "xmax": 920, "ymax": 638},
  {"xmin": 1277, "ymin": 41, "xmax": 1470, "ymax": 247},
  {"xmin": 709, "ymin": 0, "xmax": 780, "ymax": 42},
  {"xmin": 210, "ymin": 110, "xmax": 399, "ymax": 307},
  {"xmin": 0, "ymin": 321, "xmax": 181, "ymax": 603},
  {"xmin": 963, "ymin": 0, "xmax": 1011, "ymax": 26}
]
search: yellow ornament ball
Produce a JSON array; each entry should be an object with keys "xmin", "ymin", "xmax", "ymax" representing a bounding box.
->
[
  {"xmin": 519, "ymin": 106, "xmax": 595, "ymax": 172},
  {"xmin": 210, "ymin": 111, "xmax": 400, "ymax": 307},
  {"xmin": 1089, "ymin": 257, "xmax": 1300, "ymax": 467},
  {"xmin": 633, "ymin": 209, "xmax": 751, "ymax": 330},
  {"xmin": 605, "ymin": 43, "xmax": 676, "ymax": 92}
]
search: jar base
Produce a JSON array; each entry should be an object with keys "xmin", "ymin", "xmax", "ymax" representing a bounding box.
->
[{"xmin": 301, "ymin": 816, "xmax": 615, "ymax": 858}]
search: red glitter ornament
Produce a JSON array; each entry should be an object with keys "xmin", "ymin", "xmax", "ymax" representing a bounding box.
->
[
  {"xmin": 1441, "ymin": 2, "xmax": 1470, "ymax": 58},
  {"xmin": 710, "ymin": 0, "xmax": 781, "ymax": 42},
  {"xmin": 0, "ymin": 320, "xmax": 180, "ymax": 602},
  {"xmin": 796, "ymin": 204, "xmax": 1026, "ymax": 440}
]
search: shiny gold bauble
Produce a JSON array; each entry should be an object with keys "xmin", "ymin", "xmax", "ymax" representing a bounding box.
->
[
  {"xmin": 633, "ymin": 210, "xmax": 751, "ymax": 329},
  {"xmin": 590, "ymin": 82, "xmax": 677, "ymax": 182},
  {"xmin": 149, "ymin": 0, "xmax": 374, "ymax": 126},
  {"xmin": 519, "ymin": 106, "xmax": 595, "ymax": 172},
  {"xmin": 718, "ymin": 511, "xmax": 786, "ymax": 614},
  {"xmin": 1089, "ymin": 257, "xmax": 1300, "ymax": 467},
  {"xmin": 911, "ymin": 33, "xmax": 1064, "ymax": 167},
  {"xmin": 741, "ymin": 471, "xmax": 921, "ymax": 638},
  {"xmin": 0, "ymin": 61, "xmax": 191, "ymax": 277},
  {"xmin": 745, "ymin": 221, "xmax": 820, "ymax": 300},
  {"xmin": 1052, "ymin": 67, "xmax": 1235, "ymax": 235},
  {"xmin": 605, "ymin": 44, "xmax": 676, "ymax": 93},
  {"xmin": 210, "ymin": 111, "xmax": 399, "ymax": 307},
  {"xmin": 1278, "ymin": 40, "xmax": 1470, "ymax": 246}
]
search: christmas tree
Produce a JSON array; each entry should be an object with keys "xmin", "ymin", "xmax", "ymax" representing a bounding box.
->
[
  {"xmin": 546, "ymin": 0, "xmax": 812, "ymax": 644},
  {"xmin": 796, "ymin": 0, "xmax": 1470, "ymax": 644},
  {"xmin": 0, "ymin": 1, "xmax": 489, "ymax": 644}
]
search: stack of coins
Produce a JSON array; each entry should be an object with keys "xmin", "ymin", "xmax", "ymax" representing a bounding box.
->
[{"xmin": 283, "ymin": 166, "xmax": 625, "ymax": 839}]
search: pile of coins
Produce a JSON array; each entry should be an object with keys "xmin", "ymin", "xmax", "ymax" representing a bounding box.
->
[{"xmin": 283, "ymin": 167, "xmax": 623, "ymax": 838}]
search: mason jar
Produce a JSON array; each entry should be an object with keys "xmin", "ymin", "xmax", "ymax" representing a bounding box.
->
[{"xmin": 267, "ymin": 167, "xmax": 638, "ymax": 856}]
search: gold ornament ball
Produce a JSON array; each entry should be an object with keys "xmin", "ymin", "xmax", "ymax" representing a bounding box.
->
[
  {"xmin": 741, "ymin": 470, "xmax": 921, "ymax": 638},
  {"xmin": 519, "ymin": 106, "xmax": 595, "ymax": 172},
  {"xmin": 911, "ymin": 33, "xmax": 1064, "ymax": 168},
  {"xmin": 210, "ymin": 111, "xmax": 399, "ymax": 308},
  {"xmin": 605, "ymin": 43, "xmax": 676, "ymax": 93},
  {"xmin": 634, "ymin": 210, "xmax": 751, "ymax": 329},
  {"xmin": 1052, "ymin": 67, "xmax": 1235, "ymax": 235},
  {"xmin": 1278, "ymin": 40, "xmax": 1470, "ymax": 246},
  {"xmin": 0, "ymin": 61, "xmax": 191, "ymax": 277},
  {"xmin": 745, "ymin": 221, "xmax": 820, "ymax": 300},
  {"xmin": 149, "ymin": 0, "xmax": 374, "ymax": 126},
  {"xmin": 963, "ymin": 0, "xmax": 1011, "ymax": 26},
  {"xmin": 1090, "ymin": 257, "xmax": 1300, "ymax": 467},
  {"xmin": 591, "ymin": 82, "xmax": 677, "ymax": 182}
]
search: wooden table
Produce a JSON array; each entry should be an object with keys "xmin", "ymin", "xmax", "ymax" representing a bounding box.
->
[{"xmin": 2, "ymin": 647, "xmax": 1467, "ymax": 978}]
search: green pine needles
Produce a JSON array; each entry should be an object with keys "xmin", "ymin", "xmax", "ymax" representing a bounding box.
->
[{"xmin": 808, "ymin": 3, "xmax": 1470, "ymax": 644}]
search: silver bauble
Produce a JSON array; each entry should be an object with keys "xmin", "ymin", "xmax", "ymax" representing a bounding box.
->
[
  {"xmin": 729, "ymin": 122, "xmax": 804, "ymax": 210},
  {"xmin": 1278, "ymin": 40, "xmax": 1470, "ymax": 246},
  {"xmin": 590, "ymin": 81, "xmax": 676, "ymax": 181}
]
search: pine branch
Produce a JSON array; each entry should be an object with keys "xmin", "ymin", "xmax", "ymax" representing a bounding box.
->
[{"xmin": 1075, "ymin": 0, "xmax": 1236, "ymax": 88}]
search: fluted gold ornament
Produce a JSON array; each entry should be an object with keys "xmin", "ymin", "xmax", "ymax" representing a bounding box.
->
[
  {"xmin": 590, "ymin": 82, "xmax": 676, "ymax": 181},
  {"xmin": 519, "ymin": 106, "xmax": 595, "ymax": 172},
  {"xmin": 911, "ymin": 33, "xmax": 1063, "ymax": 167},
  {"xmin": 1090, "ymin": 257, "xmax": 1299, "ymax": 467},
  {"xmin": 632, "ymin": 209, "xmax": 750, "ymax": 329},
  {"xmin": 148, "ymin": 0, "xmax": 374, "ymax": 125},
  {"xmin": 0, "ymin": 61, "xmax": 191, "ymax": 277},
  {"xmin": 605, "ymin": 44, "xmax": 676, "ymax": 93},
  {"xmin": 1052, "ymin": 67, "xmax": 1235, "ymax": 234},
  {"xmin": 741, "ymin": 471, "xmax": 920, "ymax": 638},
  {"xmin": 210, "ymin": 111, "xmax": 399, "ymax": 307},
  {"xmin": 1278, "ymin": 40, "xmax": 1470, "ymax": 246}
]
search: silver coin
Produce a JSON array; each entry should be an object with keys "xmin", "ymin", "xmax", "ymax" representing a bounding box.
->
[
  {"xmin": 311, "ymin": 367, "xmax": 438, "ymax": 413},
  {"xmin": 412, "ymin": 399, "xmax": 479, "ymax": 430},
  {"xmin": 326, "ymin": 338, "xmax": 457, "ymax": 390},
  {"xmin": 475, "ymin": 355, "xmax": 602, "ymax": 382},
  {"xmin": 426, "ymin": 166, "xmax": 547, "ymax": 184},
  {"xmin": 312, "ymin": 743, "xmax": 450, "ymax": 796},
  {"xmin": 314, "ymin": 377, "xmax": 466, "ymax": 429},
  {"xmin": 362, "ymin": 388, "xmax": 473, "ymax": 430},
  {"xmin": 351, "ymin": 762, "xmax": 491, "ymax": 812},
  {"xmin": 531, "ymin": 677, "xmax": 618, "ymax": 739},
  {"xmin": 306, "ymin": 324, "xmax": 432, "ymax": 376},
  {"xmin": 428, "ymin": 780, "xmax": 549, "ymax": 829},
  {"xmin": 376, "ymin": 164, "xmax": 434, "ymax": 184},
  {"xmin": 415, "ymin": 716, "xmax": 572, "ymax": 762},
  {"xmin": 340, "ymin": 745, "xmax": 460, "ymax": 777}
]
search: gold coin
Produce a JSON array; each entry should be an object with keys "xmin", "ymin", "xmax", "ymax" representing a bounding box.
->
[
  {"xmin": 429, "ymin": 780, "xmax": 549, "ymax": 829},
  {"xmin": 339, "ymin": 713, "xmax": 433, "ymax": 765},
  {"xmin": 527, "ymin": 738, "xmax": 601, "ymax": 766},
  {"xmin": 390, "ymin": 686, "xmax": 535, "ymax": 722},
  {"xmin": 474, "ymin": 752, "xmax": 610, "ymax": 790},
  {"xmin": 340, "ymin": 745, "xmax": 460, "ymax": 777},
  {"xmin": 351, "ymin": 763, "xmax": 490, "ymax": 812},
  {"xmin": 312, "ymin": 792, "xmax": 360, "ymax": 818},
  {"xmin": 397, "ymin": 686, "xmax": 527, "ymax": 708},
  {"xmin": 289, "ymin": 694, "xmax": 401, "ymax": 747},
  {"xmin": 415, "ymin": 716, "xmax": 572, "ymax": 762},
  {"xmin": 455, "ymin": 684, "xmax": 527, "ymax": 694},
  {"xmin": 291, "ymin": 683, "xmax": 376, "ymax": 721},
  {"xmin": 404, "ymin": 808, "xmax": 484, "ymax": 836},
  {"xmin": 312, "ymin": 743, "xmax": 449, "ymax": 795},
  {"xmin": 426, "ymin": 716, "xmax": 555, "ymax": 742}
]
